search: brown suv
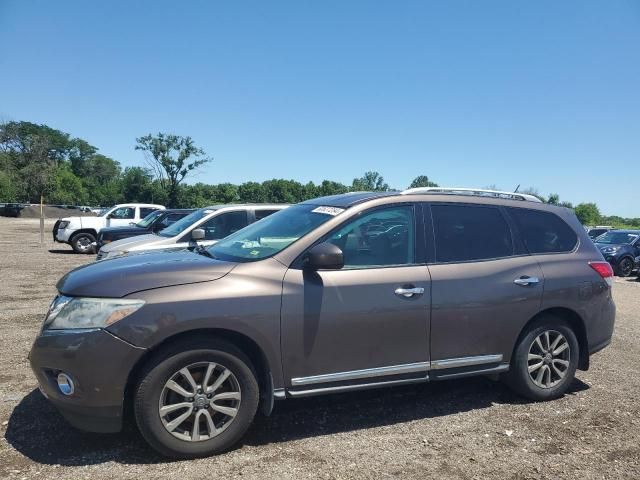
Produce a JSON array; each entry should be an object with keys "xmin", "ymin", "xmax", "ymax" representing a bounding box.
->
[{"xmin": 29, "ymin": 188, "xmax": 616, "ymax": 458}]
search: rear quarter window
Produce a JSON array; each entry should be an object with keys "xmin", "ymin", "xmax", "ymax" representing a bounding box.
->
[{"xmin": 508, "ymin": 208, "xmax": 577, "ymax": 254}]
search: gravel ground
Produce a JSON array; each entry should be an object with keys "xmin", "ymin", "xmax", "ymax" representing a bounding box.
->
[{"xmin": 1, "ymin": 217, "xmax": 639, "ymax": 479}]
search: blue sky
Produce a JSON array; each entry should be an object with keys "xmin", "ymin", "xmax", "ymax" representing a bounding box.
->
[{"xmin": 1, "ymin": 1, "xmax": 639, "ymax": 216}]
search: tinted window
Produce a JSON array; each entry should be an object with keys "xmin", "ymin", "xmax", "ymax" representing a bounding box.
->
[
  {"xmin": 508, "ymin": 208, "xmax": 577, "ymax": 253},
  {"xmin": 255, "ymin": 209, "xmax": 280, "ymax": 220},
  {"xmin": 140, "ymin": 207, "xmax": 158, "ymax": 218},
  {"xmin": 199, "ymin": 211, "xmax": 249, "ymax": 240},
  {"xmin": 326, "ymin": 206, "xmax": 415, "ymax": 268},
  {"xmin": 159, "ymin": 208, "xmax": 216, "ymax": 237},
  {"xmin": 432, "ymin": 204, "xmax": 513, "ymax": 262}
]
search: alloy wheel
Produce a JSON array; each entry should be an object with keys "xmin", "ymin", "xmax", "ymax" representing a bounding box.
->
[
  {"xmin": 159, "ymin": 362, "xmax": 241, "ymax": 442},
  {"xmin": 527, "ymin": 330, "xmax": 571, "ymax": 389}
]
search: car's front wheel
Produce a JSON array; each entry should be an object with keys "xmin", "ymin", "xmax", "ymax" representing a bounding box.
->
[
  {"xmin": 134, "ymin": 339, "xmax": 259, "ymax": 458},
  {"xmin": 70, "ymin": 232, "xmax": 96, "ymax": 254},
  {"xmin": 505, "ymin": 317, "xmax": 579, "ymax": 401}
]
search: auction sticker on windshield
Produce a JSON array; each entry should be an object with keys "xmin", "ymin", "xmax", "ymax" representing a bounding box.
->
[{"xmin": 312, "ymin": 206, "xmax": 345, "ymax": 216}]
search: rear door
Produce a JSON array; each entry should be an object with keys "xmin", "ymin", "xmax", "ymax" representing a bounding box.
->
[
  {"xmin": 426, "ymin": 203, "xmax": 544, "ymax": 373},
  {"xmin": 281, "ymin": 204, "xmax": 431, "ymax": 391}
]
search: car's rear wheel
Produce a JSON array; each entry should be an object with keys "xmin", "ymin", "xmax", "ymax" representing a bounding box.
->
[
  {"xmin": 615, "ymin": 257, "xmax": 634, "ymax": 277},
  {"xmin": 70, "ymin": 232, "xmax": 96, "ymax": 254},
  {"xmin": 504, "ymin": 317, "xmax": 579, "ymax": 401},
  {"xmin": 134, "ymin": 339, "xmax": 259, "ymax": 458}
]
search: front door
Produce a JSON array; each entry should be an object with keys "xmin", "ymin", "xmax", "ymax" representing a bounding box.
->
[
  {"xmin": 106, "ymin": 206, "xmax": 136, "ymax": 227},
  {"xmin": 281, "ymin": 205, "xmax": 431, "ymax": 390}
]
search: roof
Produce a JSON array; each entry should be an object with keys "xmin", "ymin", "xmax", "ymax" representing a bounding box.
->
[{"xmin": 301, "ymin": 191, "xmax": 397, "ymax": 208}]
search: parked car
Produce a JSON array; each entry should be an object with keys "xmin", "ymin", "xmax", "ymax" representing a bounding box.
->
[
  {"xmin": 593, "ymin": 229, "xmax": 640, "ymax": 277},
  {"xmin": 96, "ymin": 209, "xmax": 195, "ymax": 250},
  {"xmin": 0, "ymin": 203, "xmax": 25, "ymax": 217},
  {"xmin": 586, "ymin": 226, "xmax": 612, "ymax": 241},
  {"xmin": 96, "ymin": 204, "xmax": 287, "ymax": 260},
  {"xmin": 53, "ymin": 203, "xmax": 165, "ymax": 253},
  {"xmin": 30, "ymin": 188, "xmax": 615, "ymax": 458}
]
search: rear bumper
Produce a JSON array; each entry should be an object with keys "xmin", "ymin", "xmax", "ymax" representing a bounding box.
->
[{"xmin": 29, "ymin": 328, "xmax": 145, "ymax": 433}]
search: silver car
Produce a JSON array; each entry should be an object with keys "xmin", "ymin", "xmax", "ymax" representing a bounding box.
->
[{"xmin": 96, "ymin": 204, "xmax": 287, "ymax": 260}]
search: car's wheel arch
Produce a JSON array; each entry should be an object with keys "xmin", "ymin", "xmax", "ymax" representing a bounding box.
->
[
  {"xmin": 124, "ymin": 328, "xmax": 275, "ymax": 420},
  {"xmin": 511, "ymin": 307, "xmax": 589, "ymax": 371},
  {"xmin": 70, "ymin": 228, "xmax": 98, "ymax": 241}
]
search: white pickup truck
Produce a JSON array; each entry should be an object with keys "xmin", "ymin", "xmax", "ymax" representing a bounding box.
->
[{"xmin": 53, "ymin": 203, "xmax": 165, "ymax": 253}]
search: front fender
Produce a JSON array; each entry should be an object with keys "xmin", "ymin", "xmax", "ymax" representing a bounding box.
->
[{"xmin": 107, "ymin": 258, "xmax": 288, "ymax": 388}]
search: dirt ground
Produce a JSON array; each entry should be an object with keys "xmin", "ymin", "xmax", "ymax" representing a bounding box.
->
[{"xmin": 1, "ymin": 217, "xmax": 639, "ymax": 479}]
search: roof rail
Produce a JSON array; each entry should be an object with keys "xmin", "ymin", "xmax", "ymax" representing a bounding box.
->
[{"xmin": 400, "ymin": 187, "xmax": 543, "ymax": 203}]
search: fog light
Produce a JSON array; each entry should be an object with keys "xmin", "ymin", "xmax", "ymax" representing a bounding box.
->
[{"xmin": 57, "ymin": 373, "xmax": 75, "ymax": 396}]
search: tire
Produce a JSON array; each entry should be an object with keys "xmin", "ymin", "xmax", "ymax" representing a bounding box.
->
[
  {"xmin": 70, "ymin": 232, "xmax": 96, "ymax": 254},
  {"xmin": 134, "ymin": 338, "xmax": 259, "ymax": 459},
  {"xmin": 504, "ymin": 316, "xmax": 579, "ymax": 401},
  {"xmin": 615, "ymin": 257, "xmax": 634, "ymax": 277}
]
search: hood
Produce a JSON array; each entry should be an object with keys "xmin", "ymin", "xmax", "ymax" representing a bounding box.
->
[
  {"xmin": 100, "ymin": 233, "xmax": 163, "ymax": 253},
  {"xmin": 57, "ymin": 250, "xmax": 236, "ymax": 297},
  {"xmin": 100, "ymin": 225, "xmax": 146, "ymax": 238}
]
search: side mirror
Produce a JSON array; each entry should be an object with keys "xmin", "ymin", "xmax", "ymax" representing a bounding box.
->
[
  {"xmin": 305, "ymin": 242, "xmax": 344, "ymax": 270},
  {"xmin": 191, "ymin": 228, "xmax": 205, "ymax": 241}
]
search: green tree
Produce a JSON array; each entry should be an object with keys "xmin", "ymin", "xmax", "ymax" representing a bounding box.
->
[
  {"xmin": 135, "ymin": 133, "xmax": 212, "ymax": 207},
  {"xmin": 0, "ymin": 170, "xmax": 17, "ymax": 201},
  {"xmin": 237, "ymin": 181, "xmax": 266, "ymax": 203},
  {"xmin": 547, "ymin": 193, "xmax": 560, "ymax": 205},
  {"xmin": 574, "ymin": 203, "xmax": 601, "ymax": 225},
  {"xmin": 50, "ymin": 164, "xmax": 88, "ymax": 204},
  {"xmin": 317, "ymin": 180, "xmax": 349, "ymax": 197},
  {"xmin": 409, "ymin": 175, "xmax": 438, "ymax": 189},
  {"xmin": 351, "ymin": 171, "xmax": 389, "ymax": 191}
]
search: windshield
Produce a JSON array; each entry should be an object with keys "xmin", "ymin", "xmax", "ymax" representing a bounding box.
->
[
  {"xmin": 596, "ymin": 232, "xmax": 639, "ymax": 245},
  {"xmin": 209, "ymin": 204, "xmax": 342, "ymax": 262},
  {"xmin": 158, "ymin": 208, "xmax": 216, "ymax": 237},
  {"xmin": 98, "ymin": 207, "xmax": 111, "ymax": 217},
  {"xmin": 136, "ymin": 210, "xmax": 164, "ymax": 228}
]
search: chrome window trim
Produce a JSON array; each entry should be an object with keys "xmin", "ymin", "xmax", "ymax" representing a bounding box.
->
[
  {"xmin": 431, "ymin": 354, "xmax": 503, "ymax": 370},
  {"xmin": 290, "ymin": 361, "xmax": 430, "ymax": 387}
]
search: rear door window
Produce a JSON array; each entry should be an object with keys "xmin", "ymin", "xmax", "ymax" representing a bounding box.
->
[
  {"xmin": 508, "ymin": 208, "xmax": 577, "ymax": 254},
  {"xmin": 431, "ymin": 204, "xmax": 513, "ymax": 263},
  {"xmin": 199, "ymin": 211, "xmax": 249, "ymax": 240},
  {"xmin": 254, "ymin": 209, "xmax": 280, "ymax": 221}
]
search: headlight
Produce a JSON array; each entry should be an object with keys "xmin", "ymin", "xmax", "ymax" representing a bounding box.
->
[
  {"xmin": 602, "ymin": 247, "xmax": 619, "ymax": 253},
  {"xmin": 58, "ymin": 221, "xmax": 69, "ymax": 229},
  {"xmin": 43, "ymin": 296, "xmax": 144, "ymax": 330}
]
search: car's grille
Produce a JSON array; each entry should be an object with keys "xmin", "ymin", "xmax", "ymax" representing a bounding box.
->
[{"xmin": 52, "ymin": 219, "xmax": 61, "ymax": 241}]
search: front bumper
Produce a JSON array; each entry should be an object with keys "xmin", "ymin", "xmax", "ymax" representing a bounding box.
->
[
  {"xmin": 29, "ymin": 328, "xmax": 146, "ymax": 433},
  {"xmin": 54, "ymin": 228, "xmax": 73, "ymax": 243}
]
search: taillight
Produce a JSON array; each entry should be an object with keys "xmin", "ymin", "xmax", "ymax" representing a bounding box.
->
[{"xmin": 589, "ymin": 261, "xmax": 614, "ymax": 287}]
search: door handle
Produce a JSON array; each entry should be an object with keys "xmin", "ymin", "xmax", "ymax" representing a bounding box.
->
[
  {"xmin": 394, "ymin": 286, "xmax": 425, "ymax": 298},
  {"xmin": 513, "ymin": 276, "xmax": 539, "ymax": 286}
]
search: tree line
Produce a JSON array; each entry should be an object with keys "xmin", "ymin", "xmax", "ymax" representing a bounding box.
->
[{"xmin": 1, "ymin": 121, "xmax": 638, "ymax": 228}]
